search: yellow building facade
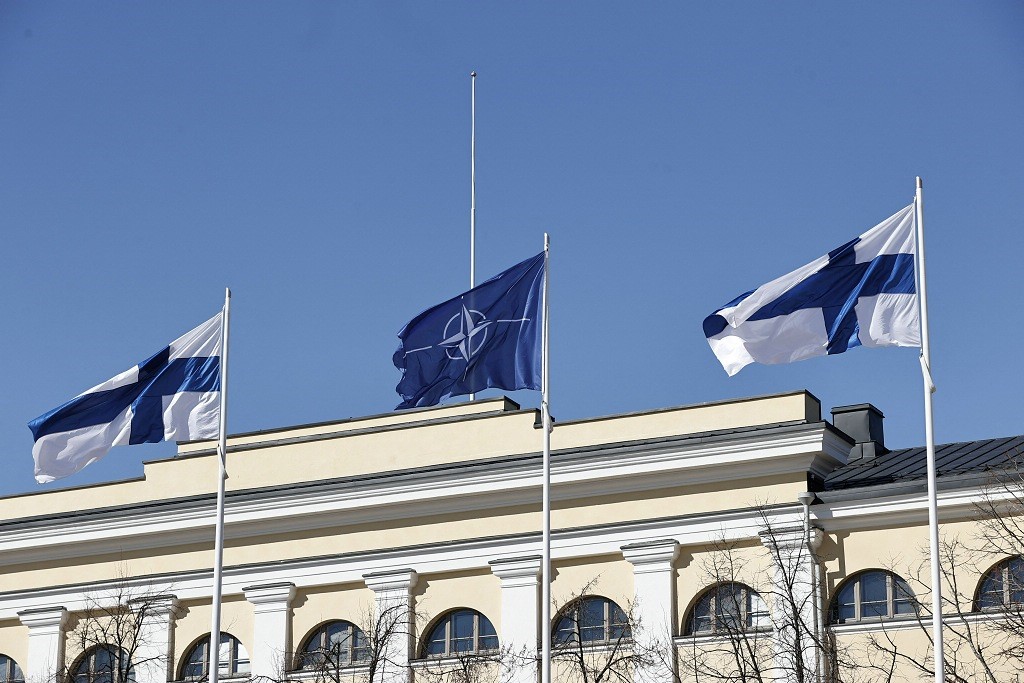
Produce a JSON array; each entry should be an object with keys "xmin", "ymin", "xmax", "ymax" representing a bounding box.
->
[{"xmin": 0, "ymin": 392, "xmax": 1019, "ymax": 683}]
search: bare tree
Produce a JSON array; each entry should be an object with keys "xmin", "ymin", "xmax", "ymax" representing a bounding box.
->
[
  {"xmin": 61, "ymin": 577, "xmax": 175, "ymax": 683},
  {"xmin": 674, "ymin": 512, "xmax": 875, "ymax": 683},
  {"xmin": 415, "ymin": 642, "xmax": 527, "ymax": 683},
  {"xmin": 863, "ymin": 534, "xmax": 1020, "ymax": 682},
  {"xmin": 675, "ymin": 539, "xmax": 773, "ymax": 683},
  {"xmin": 549, "ymin": 581, "xmax": 657, "ymax": 683},
  {"xmin": 287, "ymin": 601, "xmax": 413, "ymax": 683}
]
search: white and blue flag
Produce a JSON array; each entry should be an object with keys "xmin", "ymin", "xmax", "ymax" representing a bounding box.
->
[
  {"xmin": 704, "ymin": 204, "xmax": 919, "ymax": 376},
  {"xmin": 28, "ymin": 313, "xmax": 223, "ymax": 483}
]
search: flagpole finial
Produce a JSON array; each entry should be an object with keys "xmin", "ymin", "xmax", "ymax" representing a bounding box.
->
[{"xmin": 471, "ymin": 71, "xmax": 476, "ymax": 78}]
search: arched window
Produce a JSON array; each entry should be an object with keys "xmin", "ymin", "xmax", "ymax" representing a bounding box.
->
[
  {"xmin": 180, "ymin": 633, "xmax": 250, "ymax": 680},
  {"xmin": 684, "ymin": 583, "xmax": 769, "ymax": 635},
  {"xmin": 423, "ymin": 609, "xmax": 498, "ymax": 657},
  {"xmin": 297, "ymin": 621, "xmax": 370, "ymax": 669},
  {"xmin": 71, "ymin": 646, "xmax": 134, "ymax": 683},
  {"xmin": 977, "ymin": 556, "xmax": 1024, "ymax": 610},
  {"xmin": 831, "ymin": 570, "xmax": 916, "ymax": 624},
  {"xmin": 0, "ymin": 655, "xmax": 24, "ymax": 683},
  {"xmin": 552, "ymin": 596, "xmax": 630, "ymax": 645}
]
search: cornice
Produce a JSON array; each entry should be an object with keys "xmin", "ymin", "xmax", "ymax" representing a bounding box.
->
[
  {"xmin": 0, "ymin": 504, "xmax": 805, "ymax": 619},
  {"xmin": 0, "ymin": 423, "xmax": 840, "ymax": 566},
  {"xmin": 813, "ymin": 485, "xmax": 1002, "ymax": 531}
]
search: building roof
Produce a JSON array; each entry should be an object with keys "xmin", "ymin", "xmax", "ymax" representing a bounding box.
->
[{"xmin": 823, "ymin": 434, "xmax": 1024, "ymax": 490}]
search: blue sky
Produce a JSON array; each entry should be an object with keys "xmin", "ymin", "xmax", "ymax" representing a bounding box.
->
[{"xmin": 1, "ymin": 2, "xmax": 1022, "ymax": 496}]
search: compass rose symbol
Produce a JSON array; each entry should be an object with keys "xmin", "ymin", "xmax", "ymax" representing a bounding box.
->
[{"xmin": 440, "ymin": 305, "xmax": 492, "ymax": 362}]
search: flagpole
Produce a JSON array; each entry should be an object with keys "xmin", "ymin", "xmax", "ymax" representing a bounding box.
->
[
  {"xmin": 541, "ymin": 233, "xmax": 552, "ymax": 683},
  {"xmin": 469, "ymin": 71, "xmax": 477, "ymax": 402},
  {"xmin": 209, "ymin": 288, "xmax": 231, "ymax": 683},
  {"xmin": 915, "ymin": 178, "xmax": 945, "ymax": 683}
]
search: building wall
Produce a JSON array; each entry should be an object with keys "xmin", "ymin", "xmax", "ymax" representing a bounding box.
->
[{"xmin": 0, "ymin": 393, "xmax": 1016, "ymax": 683}]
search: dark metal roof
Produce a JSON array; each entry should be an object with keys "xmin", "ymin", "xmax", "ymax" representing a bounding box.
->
[{"xmin": 823, "ymin": 435, "xmax": 1024, "ymax": 491}]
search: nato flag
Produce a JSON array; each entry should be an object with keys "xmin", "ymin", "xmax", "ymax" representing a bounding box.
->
[{"xmin": 394, "ymin": 252, "xmax": 545, "ymax": 409}]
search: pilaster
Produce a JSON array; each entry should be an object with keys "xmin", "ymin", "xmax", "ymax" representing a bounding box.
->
[
  {"xmin": 243, "ymin": 582, "xmax": 297, "ymax": 680},
  {"xmin": 489, "ymin": 556, "xmax": 541, "ymax": 683},
  {"xmin": 363, "ymin": 569, "xmax": 417, "ymax": 683},
  {"xmin": 759, "ymin": 526, "xmax": 824, "ymax": 683},
  {"xmin": 129, "ymin": 595, "xmax": 180, "ymax": 683},
  {"xmin": 18, "ymin": 606, "xmax": 67, "ymax": 683},
  {"xmin": 622, "ymin": 539, "xmax": 679, "ymax": 683}
]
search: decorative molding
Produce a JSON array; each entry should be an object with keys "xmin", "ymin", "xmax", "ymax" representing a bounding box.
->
[
  {"xmin": 18, "ymin": 606, "xmax": 67, "ymax": 630},
  {"xmin": 243, "ymin": 583, "xmax": 296, "ymax": 610},
  {"xmin": 0, "ymin": 425, "xmax": 846, "ymax": 567},
  {"xmin": 363, "ymin": 569, "xmax": 417, "ymax": 594},
  {"xmin": 621, "ymin": 539, "xmax": 679, "ymax": 572},
  {"xmin": 489, "ymin": 556, "xmax": 541, "ymax": 587},
  {"xmin": 759, "ymin": 526, "xmax": 824, "ymax": 552}
]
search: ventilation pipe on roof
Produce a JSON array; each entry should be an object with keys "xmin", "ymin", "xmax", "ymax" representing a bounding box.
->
[{"xmin": 831, "ymin": 403, "xmax": 887, "ymax": 463}]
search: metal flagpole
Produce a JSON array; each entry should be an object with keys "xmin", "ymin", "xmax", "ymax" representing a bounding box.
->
[
  {"xmin": 209, "ymin": 288, "xmax": 231, "ymax": 683},
  {"xmin": 469, "ymin": 71, "xmax": 477, "ymax": 401},
  {"xmin": 541, "ymin": 234, "xmax": 552, "ymax": 683},
  {"xmin": 915, "ymin": 178, "xmax": 945, "ymax": 683}
]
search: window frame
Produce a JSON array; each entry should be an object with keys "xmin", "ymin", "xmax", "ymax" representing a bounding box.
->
[
  {"xmin": 976, "ymin": 556, "xmax": 1024, "ymax": 612},
  {"xmin": 551, "ymin": 596, "xmax": 631, "ymax": 646},
  {"xmin": 831, "ymin": 570, "xmax": 917, "ymax": 624},
  {"xmin": 180, "ymin": 633, "xmax": 250, "ymax": 681},
  {"xmin": 0, "ymin": 655, "xmax": 24, "ymax": 683},
  {"xmin": 296, "ymin": 620, "xmax": 370, "ymax": 670},
  {"xmin": 71, "ymin": 645, "xmax": 134, "ymax": 683},
  {"xmin": 422, "ymin": 609, "xmax": 499, "ymax": 658},
  {"xmin": 684, "ymin": 582, "xmax": 769, "ymax": 636}
]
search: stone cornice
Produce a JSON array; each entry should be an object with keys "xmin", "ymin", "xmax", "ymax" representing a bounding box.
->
[{"xmin": 0, "ymin": 423, "xmax": 846, "ymax": 567}]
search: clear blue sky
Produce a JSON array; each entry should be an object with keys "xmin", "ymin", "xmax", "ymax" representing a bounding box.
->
[{"xmin": 1, "ymin": 2, "xmax": 1022, "ymax": 496}]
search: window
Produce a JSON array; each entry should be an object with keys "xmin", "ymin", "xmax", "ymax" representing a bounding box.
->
[
  {"xmin": 181, "ymin": 633, "xmax": 250, "ymax": 680},
  {"xmin": 423, "ymin": 609, "xmax": 498, "ymax": 657},
  {"xmin": 0, "ymin": 655, "xmax": 24, "ymax": 683},
  {"xmin": 977, "ymin": 556, "xmax": 1024, "ymax": 610},
  {"xmin": 552, "ymin": 596, "xmax": 630, "ymax": 645},
  {"xmin": 71, "ymin": 646, "xmax": 134, "ymax": 683},
  {"xmin": 684, "ymin": 583, "xmax": 769, "ymax": 635},
  {"xmin": 831, "ymin": 570, "xmax": 916, "ymax": 624},
  {"xmin": 297, "ymin": 621, "xmax": 370, "ymax": 669}
]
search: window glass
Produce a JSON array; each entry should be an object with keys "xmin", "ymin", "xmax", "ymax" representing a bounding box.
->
[
  {"xmin": 686, "ymin": 584, "xmax": 765, "ymax": 635},
  {"xmin": 748, "ymin": 591, "xmax": 770, "ymax": 629},
  {"xmin": 299, "ymin": 621, "xmax": 368, "ymax": 669},
  {"xmin": 1010, "ymin": 559, "xmax": 1024, "ymax": 604},
  {"xmin": 830, "ymin": 571, "xmax": 916, "ymax": 624},
  {"xmin": 860, "ymin": 572, "xmax": 888, "ymax": 617},
  {"xmin": 0, "ymin": 656, "xmax": 24, "ymax": 683},
  {"xmin": 182, "ymin": 633, "xmax": 248, "ymax": 680},
  {"xmin": 423, "ymin": 610, "xmax": 499, "ymax": 658},
  {"xmin": 977, "ymin": 557, "xmax": 1024, "ymax": 610},
  {"xmin": 72, "ymin": 647, "xmax": 133, "ymax": 683},
  {"xmin": 552, "ymin": 597, "xmax": 630, "ymax": 644}
]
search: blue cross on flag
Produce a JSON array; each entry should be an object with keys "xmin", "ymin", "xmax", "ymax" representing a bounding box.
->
[
  {"xmin": 703, "ymin": 204, "xmax": 919, "ymax": 375},
  {"xmin": 28, "ymin": 313, "xmax": 223, "ymax": 483},
  {"xmin": 394, "ymin": 252, "xmax": 545, "ymax": 409}
]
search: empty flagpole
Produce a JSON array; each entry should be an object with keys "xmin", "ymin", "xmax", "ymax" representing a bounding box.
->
[
  {"xmin": 541, "ymin": 233, "xmax": 552, "ymax": 683},
  {"xmin": 209, "ymin": 288, "xmax": 231, "ymax": 683},
  {"xmin": 469, "ymin": 71, "xmax": 477, "ymax": 402},
  {"xmin": 915, "ymin": 178, "xmax": 945, "ymax": 683}
]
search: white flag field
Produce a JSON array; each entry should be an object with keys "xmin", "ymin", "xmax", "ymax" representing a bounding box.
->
[
  {"xmin": 27, "ymin": 312, "xmax": 223, "ymax": 483},
  {"xmin": 703, "ymin": 204, "xmax": 919, "ymax": 376}
]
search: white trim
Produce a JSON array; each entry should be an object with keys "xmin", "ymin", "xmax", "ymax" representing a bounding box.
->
[{"xmin": 0, "ymin": 428, "xmax": 844, "ymax": 566}]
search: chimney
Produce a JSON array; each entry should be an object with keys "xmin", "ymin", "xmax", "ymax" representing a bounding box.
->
[{"xmin": 831, "ymin": 403, "xmax": 886, "ymax": 462}]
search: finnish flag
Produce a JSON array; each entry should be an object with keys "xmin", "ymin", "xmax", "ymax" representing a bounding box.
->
[
  {"xmin": 28, "ymin": 313, "xmax": 223, "ymax": 483},
  {"xmin": 704, "ymin": 204, "xmax": 919, "ymax": 376}
]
